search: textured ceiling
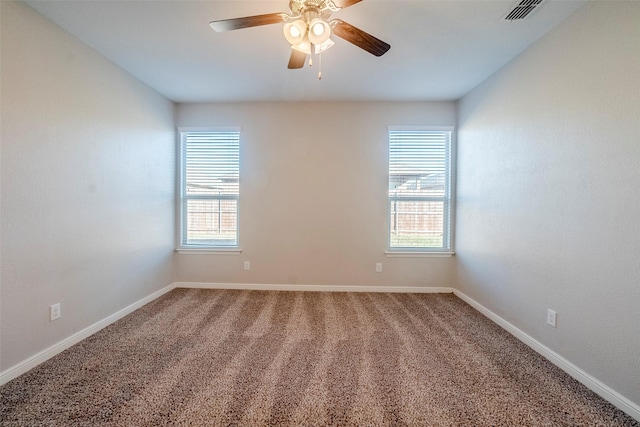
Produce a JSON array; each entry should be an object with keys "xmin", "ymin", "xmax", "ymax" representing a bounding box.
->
[{"xmin": 26, "ymin": 0, "xmax": 586, "ymax": 103}]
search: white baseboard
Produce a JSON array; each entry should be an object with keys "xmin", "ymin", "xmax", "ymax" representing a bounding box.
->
[
  {"xmin": 0, "ymin": 283, "xmax": 176, "ymax": 386},
  {"xmin": 174, "ymin": 282, "xmax": 454, "ymax": 294},
  {"xmin": 453, "ymin": 290, "xmax": 640, "ymax": 422}
]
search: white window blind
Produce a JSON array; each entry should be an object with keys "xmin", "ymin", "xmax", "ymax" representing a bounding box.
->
[
  {"xmin": 388, "ymin": 128, "xmax": 453, "ymax": 251},
  {"xmin": 179, "ymin": 130, "xmax": 240, "ymax": 248}
]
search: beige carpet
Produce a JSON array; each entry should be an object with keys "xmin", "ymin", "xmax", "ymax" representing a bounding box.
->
[{"xmin": 1, "ymin": 289, "xmax": 637, "ymax": 426}]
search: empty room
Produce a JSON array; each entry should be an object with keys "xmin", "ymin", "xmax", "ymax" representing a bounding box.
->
[{"xmin": 1, "ymin": 0, "xmax": 638, "ymax": 425}]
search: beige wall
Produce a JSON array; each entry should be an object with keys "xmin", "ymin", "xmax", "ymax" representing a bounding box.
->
[
  {"xmin": 456, "ymin": 1, "xmax": 640, "ymax": 409},
  {"xmin": 175, "ymin": 102, "xmax": 456, "ymax": 287},
  {"xmin": 0, "ymin": 1, "xmax": 176, "ymax": 370}
]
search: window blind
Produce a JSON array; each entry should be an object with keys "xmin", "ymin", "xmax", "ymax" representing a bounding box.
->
[
  {"xmin": 388, "ymin": 129, "xmax": 452, "ymax": 250},
  {"xmin": 180, "ymin": 130, "xmax": 240, "ymax": 247},
  {"xmin": 183, "ymin": 131, "xmax": 239, "ymax": 196}
]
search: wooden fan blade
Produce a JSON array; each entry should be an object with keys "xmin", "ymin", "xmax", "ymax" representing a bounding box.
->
[
  {"xmin": 331, "ymin": 19, "xmax": 390, "ymax": 57},
  {"xmin": 210, "ymin": 13, "xmax": 288, "ymax": 32},
  {"xmin": 332, "ymin": 0, "xmax": 363, "ymax": 9},
  {"xmin": 288, "ymin": 49, "xmax": 307, "ymax": 69}
]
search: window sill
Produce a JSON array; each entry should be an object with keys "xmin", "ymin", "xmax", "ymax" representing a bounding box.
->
[
  {"xmin": 385, "ymin": 251, "xmax": 455, "ymax": 258},
  {"xmin": 175, "ymin": 248, "xmax": 242, "ymax": 255}
]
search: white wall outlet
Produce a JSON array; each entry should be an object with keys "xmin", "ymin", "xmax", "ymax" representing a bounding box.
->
[
  {"xmin": 375, "ymin": 262, "xmax": 383, "ymax": 273},
  {"xmin": 547, "ymin": 308, "xmax": 557, "ymax": 328},
  {"xmin": 50, "ymin": 303, "xmax": 61, "ymax": 322},
  {"xmin": 243, "ymin": 261, "xmax": 251, "ymax": 271}
]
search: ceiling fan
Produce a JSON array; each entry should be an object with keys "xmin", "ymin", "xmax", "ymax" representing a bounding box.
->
[{"xmin": 209, "ymin": 0, "xmax": 390, "ymax": 77}]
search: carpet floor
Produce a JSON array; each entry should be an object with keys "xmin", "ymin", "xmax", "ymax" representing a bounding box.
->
[{"xmin": 1, "ymin": 288, "xmax": 637, "ymax": 426}]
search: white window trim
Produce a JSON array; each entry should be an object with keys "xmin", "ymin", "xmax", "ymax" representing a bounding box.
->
[
  {"xmin": 175, "ymin": 248, "xmax": 242, "ymax": 255},
  {"xmin": 384, "ymin": 251, "xmax": 455, "ymax": 258},
  {"xmin": 387, "ymin": 125, "xmax": 456, "ymax": 254},
  {"xmin": 177, "ymin": 127, "xmax": 242, "ymax": 252}
]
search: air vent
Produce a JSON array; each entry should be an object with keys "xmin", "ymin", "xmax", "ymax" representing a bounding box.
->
[{"xmin": 503, "ymin": 0, "xmax": 546, "ymax": 21}]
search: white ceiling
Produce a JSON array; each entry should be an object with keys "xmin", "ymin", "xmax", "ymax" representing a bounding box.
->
[{"xmin": 25, "ymin": 0, "xmax": 586, "ymax": 103}]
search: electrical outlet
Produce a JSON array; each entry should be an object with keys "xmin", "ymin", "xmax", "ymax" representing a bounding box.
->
[
  {"xmin": 546, "ymin": 308, "xmax": 557, "ymax": 328},
  {"xmin": 50, "ymin": 303, "xmax": 61, "ymax": 322},
  {"xmin": 243, "ymin": 261, "xmax": 251, "ymax": 271},
  {"xmin": 376, "ymin": 262, "xmax": 383, "ymax": 273}
]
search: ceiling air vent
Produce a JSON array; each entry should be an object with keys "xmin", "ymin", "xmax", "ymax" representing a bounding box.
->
[{"xmin": 503, "ymin": 0, "xmax": 546, "ymax": 21}]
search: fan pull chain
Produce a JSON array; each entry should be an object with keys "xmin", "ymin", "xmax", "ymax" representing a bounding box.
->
[{"xmin": 306, "ymin": 43, "xmax": 322, "ymax": 79}]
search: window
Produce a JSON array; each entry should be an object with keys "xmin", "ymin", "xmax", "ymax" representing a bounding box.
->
[
  {"xmin": 179, "ymin": 129, "xmax": 240, "ymax": 248},
  {"xmin": 388, "ymin": 127, "xmax": 453, "ymax": 252}
]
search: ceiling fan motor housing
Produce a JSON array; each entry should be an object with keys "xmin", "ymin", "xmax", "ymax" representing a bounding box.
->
[{"xmin": 289, "ymin": 0, "xmax": 341, "ymax": 16}]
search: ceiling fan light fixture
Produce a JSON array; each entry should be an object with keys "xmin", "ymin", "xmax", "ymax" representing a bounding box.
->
[
  {"xmin": 308, "ymin": 18, "xmax": 331, "ymax": 45},
  {"xmin": 283, "ymin": 19, "xmax": 307, "ymax": 45},
  {"xmin": 291, "ymin": 37, "xmax": 312, "ymax": 55},
  {"xmin": 314, "ymin": 38, "xmax": 335, "ymax": 54}
]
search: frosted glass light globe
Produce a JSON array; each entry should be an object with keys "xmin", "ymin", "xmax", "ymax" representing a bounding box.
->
[{"xmin": 312, "ymin": 22, "xmax": 325, "ymax": 36}]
